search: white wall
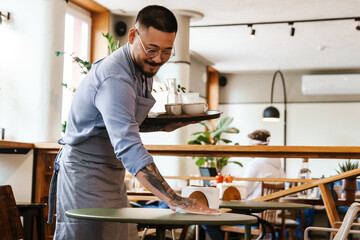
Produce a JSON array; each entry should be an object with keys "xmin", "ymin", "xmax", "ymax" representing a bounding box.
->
[
  {"xmin": 0, "ymin": 0, "xmax": 65, "ymax": 201},
  {"xmin": 218, "ymin": 70, "xmax": 360, "ymax": 179}
]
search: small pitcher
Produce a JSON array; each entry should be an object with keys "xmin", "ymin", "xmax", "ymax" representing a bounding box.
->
[{"xmin": 167, "ymin": 78, "xmax": 180, "ymax": 104}]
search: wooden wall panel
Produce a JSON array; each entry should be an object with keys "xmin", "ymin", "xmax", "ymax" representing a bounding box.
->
[{"xmin": 206, "ymin": 66, "xmax": 219, "ymax": 123}]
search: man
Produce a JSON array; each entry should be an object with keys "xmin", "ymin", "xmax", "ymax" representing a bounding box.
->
[
  {"xmin": 52, "ymin": 5, "xmax": 218, "ymax": 240},
  {"xmin": 243, "ymin": 129, "xmax": 286, "ymax": 200}
]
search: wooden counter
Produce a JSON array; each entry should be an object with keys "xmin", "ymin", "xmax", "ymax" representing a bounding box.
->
[
  {"xmin": 25, "ymin": 143, "xmax": 360, "ymax": 159},
  {"xmin": 145, "ymin": 145, "xmax": 360, "ymax": 159},
  {"xmin": 0, "ymin": 140, "xmax": 34, "ymax": 154}
]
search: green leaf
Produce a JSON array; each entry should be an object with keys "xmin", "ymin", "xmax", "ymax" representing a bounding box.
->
[
  {"xmin": 195, "ymin": 158, "xmax": 206, "ymax": 167},
  {"xmin": 224, "ymin": 127, "xmax": 240, "ymax": 134},
  {"xmin": 187, "ymin": 140, "xmax": 201, "ymax": 145},
  {"xmin": 192, "ymin": 131, "xmax": 205, "ymax": 136},
  {"xmin": 62, "ymin": 121, "xmax": 67, "ymax": 133},
  {"xmin": 220, "ymin": 139, "xmax": 232, "ymax": 144},
  {"xmin": 61, "ymin": 83, "xmax": 68, "ymax": 88},
  {"xmin": 54, "ymin": 51, "xmax": 65, "ymax": 56},
  {"xmin": 228, "ymin": 161, "xmax": 243, "ymax": 167},
  {"xmin": 196, "ymin": 135, "xmax": 212, "ymax": 144}
]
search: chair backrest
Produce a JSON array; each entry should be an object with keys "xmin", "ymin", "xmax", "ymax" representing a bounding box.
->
[
  {"xmin": 0, "ymin": 185, "xmax": 24, "ymax": 240},
  {"xmin": 260, "ymin": 182, "xmax": 285, "ymax": 224},
  {"xmin": 334, "ymin": 202, "xmax": 360, "ymax": 240}
]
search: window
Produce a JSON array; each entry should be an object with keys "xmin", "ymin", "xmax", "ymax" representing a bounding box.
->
[{"xmin": 61, "ymin": 3, "xmax": 91, "ymax": 126}]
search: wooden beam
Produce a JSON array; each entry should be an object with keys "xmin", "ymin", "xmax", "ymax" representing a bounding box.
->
[
  {"xmin": 206, "ymin": 66, "xmax": 219, "ymax": 125},
  {"xmin": 318, "ymin": 183, "xmax": 340, "ymax": 225},
  {"xmin": 253, "ymin": 169, "xmax": 360, "ymax": 202},
  {"xmin": 144, "ymin": 145, "xmax": 360, "ymax": 159},
  {"xmin": 90, "ymin": 11, "xmax": 110, "ymax": 62}
]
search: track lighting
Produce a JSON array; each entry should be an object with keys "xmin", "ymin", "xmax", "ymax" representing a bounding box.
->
[
  {"xmin": 249, "ymin": 25, "xmax": 256, "ymax": 39},
  {"xmin": 289, "ymin": 22, "xmax": 295, "ymax": 36},
  {"xmin": 192, "ymin": 16, "xmax": 360, "ymax": 37}
]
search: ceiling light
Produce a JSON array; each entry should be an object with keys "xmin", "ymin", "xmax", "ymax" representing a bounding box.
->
[
  {"xmin": 0, "ymin": 10, "xmax": 10, "ymax": 24},
  {"xmin": 289, "ymin": 22, "xmax": 295, "ymax": 36},
  {"xmin": 248, "ymin": 25, "xmax": 256, "ymax": 39},
  {"xmin": 263, "ymin": 106, "xmax": 280, "ymax": 121},
  {"xmin": 356, "ymin": 19, "xmax": 360, "ymax": 31}
]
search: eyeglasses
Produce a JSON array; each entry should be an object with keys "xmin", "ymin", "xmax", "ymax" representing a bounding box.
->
[{"xmin": 134, "ymin": 27, "xmax": 175, "ymax": 60}]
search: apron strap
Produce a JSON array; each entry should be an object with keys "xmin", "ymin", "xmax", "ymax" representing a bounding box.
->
[{"xmin": 47, "ymin": 140, "xmax": 65, "ymax": 223}]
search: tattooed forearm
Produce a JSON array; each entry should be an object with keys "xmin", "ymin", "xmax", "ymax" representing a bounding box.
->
[
  {"xmin": 139, "ymin": 122, "xmax": 166, "ymax": 132},
  {"xmin": 136, "ymin": 163, "xmax": 219, "ymax": 214},
  {"xmin": 139, "ymin": 163, "xmax": 179, "ymax": 200}
]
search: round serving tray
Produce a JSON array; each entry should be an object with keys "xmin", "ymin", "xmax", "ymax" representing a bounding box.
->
[{"xmin": 145, "ymin": 110, "xmax": 222, "ymax": 123}]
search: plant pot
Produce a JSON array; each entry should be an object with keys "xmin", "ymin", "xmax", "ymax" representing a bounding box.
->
[
  {"xmin": 343, "ymin": 178, "xmax": 357, "ymax": 202},
  {"xmin": 199, "ymin": 167, "xmax": 217, "ymax": 187}
]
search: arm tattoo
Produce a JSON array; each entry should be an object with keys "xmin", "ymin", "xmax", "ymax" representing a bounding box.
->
[
  {"xmin": 139, "ymin": 120, "xmax": 166, "ymax": 132},
  {"xmin": 140, "ymin": 163, "xmax": 200, "ymax": 209},
  {"xmin": 140, "ymin": 163, "xmax": 180, "ymax": 201}
]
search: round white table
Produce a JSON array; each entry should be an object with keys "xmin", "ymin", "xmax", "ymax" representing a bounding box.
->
[{"xmin": 66, "ymin": 207, "xmax": 257, "ymax": 240}]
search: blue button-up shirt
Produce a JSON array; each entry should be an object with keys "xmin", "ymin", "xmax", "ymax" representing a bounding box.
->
[{"xmin": 64, "ymin": 43, "xmax": 155, "ymax": 175}]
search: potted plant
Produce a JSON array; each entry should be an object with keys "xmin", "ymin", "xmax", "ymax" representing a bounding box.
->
[
  {"xmin": 336, "ymin": 159, "xmax": 360, "ymax": 201},
  {"xmin": 187, "ymin": 116, "xmax": 242, "ymax": 173}
]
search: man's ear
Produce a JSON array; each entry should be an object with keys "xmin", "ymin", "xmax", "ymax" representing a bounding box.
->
[{"xmin": 128, "ymin": 28, "xmax": 136, "ymax": 44}]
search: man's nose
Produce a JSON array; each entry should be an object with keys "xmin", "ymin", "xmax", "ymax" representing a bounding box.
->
[{"xmin": 152, "ymin": 53, "xmax": 162, "ymax": 63}]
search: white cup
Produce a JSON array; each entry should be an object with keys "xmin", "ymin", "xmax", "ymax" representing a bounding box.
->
[
  {"xmin": 181, "ymin": 92, "xmax": 200, "ymax": 104},
  {"xmin": 182, "ymin": 103, "xmax": 208, "ymax": 115},
  {"xmin": 165, "ymin": 103, "xmax": 182, "ymax": 115}
]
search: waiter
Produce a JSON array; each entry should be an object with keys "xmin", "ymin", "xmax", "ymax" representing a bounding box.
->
[{"xmin": 51, "ymin": 5, "xmax": 218, "ymax": 240}]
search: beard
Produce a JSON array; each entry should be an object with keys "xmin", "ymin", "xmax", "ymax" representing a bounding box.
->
[{"xmin": 134, "ymin": 59, "xmax": 163, "ymax": 77}]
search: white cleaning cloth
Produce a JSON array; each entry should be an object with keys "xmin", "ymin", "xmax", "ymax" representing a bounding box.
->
[{"xmin": 175, "ymin": 207, "xmax": 222, "ymax": 215}]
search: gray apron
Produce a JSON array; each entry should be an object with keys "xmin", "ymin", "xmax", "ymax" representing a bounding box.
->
[{"xmin": 52, "ymin": 77, "xmax": 155, "ymax": 240}]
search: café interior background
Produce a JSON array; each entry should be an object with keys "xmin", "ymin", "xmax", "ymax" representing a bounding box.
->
[{"xmin": 1, "ymin": 0, "xmax": 360, "ymax": 201}]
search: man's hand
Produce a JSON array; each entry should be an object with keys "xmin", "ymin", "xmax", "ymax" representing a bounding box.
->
[
  {"xmin": 163, "ymin": 121, "xmax": 198, "ymax": 132},
  {"xmin": 139, "ymin": 119, "xmax": 198, "ymax": 132},
  {"xmin": 169, "ymin": 197, "xmax": 220, "ymax": 215}
]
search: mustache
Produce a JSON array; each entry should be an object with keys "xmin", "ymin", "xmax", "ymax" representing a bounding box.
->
[{"xmin": 145, "ymin": 60, "xmax": 162, "ymax": 67}]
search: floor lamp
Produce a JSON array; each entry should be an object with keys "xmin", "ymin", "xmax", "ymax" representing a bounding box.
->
[{"xmin": 263, "ymin": 70, "xmax": 287, "ymax": 168}]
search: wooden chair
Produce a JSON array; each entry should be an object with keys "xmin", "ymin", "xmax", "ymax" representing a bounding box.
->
[
  {"xmin": 304, "ymin": 202, "xmax": 360, "ymax": 240},
  {"xmin": 0, "ymin": 185, "xmax": 24, "ymax": 240}
]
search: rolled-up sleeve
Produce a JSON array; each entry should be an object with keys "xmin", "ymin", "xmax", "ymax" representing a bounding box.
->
[{"xmin": 94, "ymin": 76, "xmax": 153, "ymax": 175}]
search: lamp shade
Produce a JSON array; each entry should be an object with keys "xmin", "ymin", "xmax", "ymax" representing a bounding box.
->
[{"xmin": 263, "ymin": 106, "xmax": 280, "ymax": 121}]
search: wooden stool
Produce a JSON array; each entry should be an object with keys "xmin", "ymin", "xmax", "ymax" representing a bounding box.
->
[{"xmin": 17, "ymin": 202, "xmax": 46, "ymax": 240}]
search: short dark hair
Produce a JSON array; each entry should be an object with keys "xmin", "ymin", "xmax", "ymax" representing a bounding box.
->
[
  {"xmin": 248, "ymin": 129, "xmax": 271, "ymax": 142},
  {"xmin": 135, "ymin": 5, "xmax": 178, "ymax": 33}
]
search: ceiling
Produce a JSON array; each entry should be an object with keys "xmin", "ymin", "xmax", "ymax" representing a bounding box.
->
[{"xmin": 94, "ymin": 0, "xmax": 360, "ymax": 73}]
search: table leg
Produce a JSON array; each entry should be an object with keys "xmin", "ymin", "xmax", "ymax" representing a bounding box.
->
[
  {"xmin": 22, "ymin": 210, "xmax": 33, "ymax": 240},
  {"xmin": 244, "ymin": 224, "xmax": 251, "ymax": 240},
  {"xmin": 37, "ymin": 207, "xmax": 45, "ymax": 240},
  {"xmin": 156, "ymin": 227, "xmax": 166, "ymax": 240},
  {"xmin": 256, "ymin": 217, "xmax": 276, "ymax": 240},
  {"xmin": 195, "ymin": 225, "xmax": 199, "ymax": 240}
]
